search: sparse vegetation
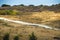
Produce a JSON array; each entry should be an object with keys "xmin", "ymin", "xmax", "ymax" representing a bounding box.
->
[
  {"xmin": 53, "ymin": 35, "xmax": 60, "ymax": 40},
  {"xmin": 1, "ymin": 4, "xmax": 11, "ymax": 7},
  {"xmin": 0, "ymin": 3, "xmax": 60, "ymax": 40},
  {"xmin": 0, "ymin": 3, "xmax": 60, "ymax": 12},
  {"xmin": 0, "ymin": 10, "xmax": 18, "ymax": 15},
  {"xmin": 3, "ymin": 33, "xmax": 9, "ymax": 40},
  {"xmin": 14, "ymin": 36, "xmax": 19, "ymax": 40},
  {"xmin": 29, "ymin": 32, "xmax": 37, "ymax": 40},
  {"xmin": 54, "ymin": 37, "xmax": 60, "ymax": 40}
]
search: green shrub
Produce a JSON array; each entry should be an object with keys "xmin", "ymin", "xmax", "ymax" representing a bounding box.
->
[
  {"xmin": 1, "ymin": 4, "xmax": 11, "ymax": 7},
  {"xmin": 14, "ymin": 36, "xmax": 19, "ymax": 40},
  {"xmin": 0, "ymin": 10, "xmax": 18, "ymax": 15},
  {"xmin": 6, "ymin": 10, "xmax": 18, "ymax": 15},
  {"xmin": 53, "ymin": 35, "xmax": 60, "ymax": 40},
  {"xmin": 29, "ymin": 32, "xmax": 37, "ymax": 40},
  {"xmin": 0, "ymin": 10, "xmax": 7, "ymax": 15},
  {"xmin": 3, "ymin": 33, "xmax": 9, "ymax": 40}
]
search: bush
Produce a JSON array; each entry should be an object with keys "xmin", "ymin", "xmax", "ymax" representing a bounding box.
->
[
  {"xmin": 0, "ymin": 10, "xmax": 7, "ymax": 15},
  {"xmin": 29, "ymin": 32, "xmax": 37, "ymax": 40},
  {"xmin": 1, "ymin": 4, "xmax": 11, "ymax": 7},
  {"xmin": 14, "ymin": 36, "xmax": 19, "ymax": 40},
  {"xmin": 19, "ymin": 4, "xmax": 25, "ymax": 6},
  {"xmin": 54, "ymin": 35, "xmax": 60, "ymax": 40},
  {"xmin": 54, "ymin": 37, "xmax": 60, "ymax": 40},
  {"xmin": 6, "ymin": 10, "xmax": 18, "ymax": 15},
  {"xmin": 3, "ymin": 33, "xmax": 9, "ymax": 40},
  {"xmin": 0, "ymin": 10, "xmax": 18, "ymax": 15}
]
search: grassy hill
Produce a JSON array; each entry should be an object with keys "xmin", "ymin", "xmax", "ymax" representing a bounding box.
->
[
  {"xmin": 0, "ymin": 4, "xmax": 60, "ymax": 40},
  {"xmin": 0, "ymin": 11, "xmax": 60, "ymax": 28},
  {"xmin": 0, "ymin": 3, "xmax": 60, "ymax": 12},
  {"xmin": 0, "ymin": 20, "xmax": 60, "ymax": 40}
]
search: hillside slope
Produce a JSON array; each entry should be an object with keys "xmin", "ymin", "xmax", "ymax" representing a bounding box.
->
[
  {"xmin": 0, "ymin": 20, "xmax": 60, "ymax": 40},
  {"xmin": 0, "ymin": 11, "xmax": 60, "ymax": 28}
]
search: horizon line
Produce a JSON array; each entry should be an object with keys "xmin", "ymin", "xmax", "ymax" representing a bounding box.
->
[{"xmin": 0, "ymin": 3, "xmax": 60, "ymax": 6}]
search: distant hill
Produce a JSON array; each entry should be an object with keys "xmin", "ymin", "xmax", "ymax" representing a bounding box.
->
[{"xmin": 0, "ymin": 4, "xmax": 60, "ymax": 12}]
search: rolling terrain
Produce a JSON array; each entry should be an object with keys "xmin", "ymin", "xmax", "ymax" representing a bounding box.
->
[{"xmin": 0, "ymin": 11, "xmax": 60, "ymax": 40}]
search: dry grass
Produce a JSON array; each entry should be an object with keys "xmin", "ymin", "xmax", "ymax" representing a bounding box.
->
[
  {"xmin": 0, "ymin": 20, "xmax": 60, "ymax": 40},
  {"xmin": 0, "ymin": 11, "xmax": 60, "ymax": 27},
  {"xmin": 0, "ymin": 11, "xmax": 60, "ymax": 40}
]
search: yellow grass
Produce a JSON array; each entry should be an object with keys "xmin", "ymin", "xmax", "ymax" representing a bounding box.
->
[{"xmin": 0, "ymin": 11, "xmax": 60, "ymax": 40}]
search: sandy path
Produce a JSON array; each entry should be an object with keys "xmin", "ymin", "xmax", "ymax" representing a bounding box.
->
[{"xmin": 0, "ymin": 17, "xmax": 59, "ymax": 30}]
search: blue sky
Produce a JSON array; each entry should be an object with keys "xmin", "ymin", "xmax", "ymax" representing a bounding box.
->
[{"xmin": 0, "ymin": 0, "xmax": 60, "ymax": 6}]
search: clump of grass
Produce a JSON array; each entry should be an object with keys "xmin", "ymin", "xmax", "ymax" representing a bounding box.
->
[
  {"xmin": 3, "ymin": 33, "xmax": 9, "ymax": 40},
  {"xmin": 14, "ymin": 35, "xmax": 19, "ymax": 40},
  {"xmin": 29, "ymin": 32, "xmax": 37, "ymax": 40}
]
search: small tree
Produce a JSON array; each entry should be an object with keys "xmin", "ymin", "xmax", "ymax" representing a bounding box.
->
[
  {"xmin": 1, "ymin": 4, "xmax": 10, "ymax": 7},
  {"xmin": 19, "ymin": 4, "xmax": 25, "ymax": 6},
  {"xmin": 3, "ymin": 33, "xmax": 9, "ymax": 40},
  {"xmin": 29, "ymin": 5, "xmax": 34, "ymax": 7},
  {"xmin": 29, "ymin": 32, "xmax": 37, "ymax": 40},
  {"xmin": 14, "ymin": 36, "xmax": 19, "ymax": 40}
]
